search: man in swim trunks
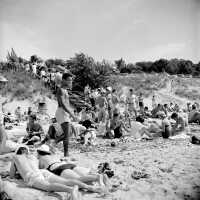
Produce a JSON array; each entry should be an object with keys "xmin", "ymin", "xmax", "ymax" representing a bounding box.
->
[
  {"xmin": 55, "ymin": 72, "xmax": 78, "ymax": 157},
  {"xmin": 126, "ymin": 89, "xmax": 137, "ymax": 122},
  {"xmin": 96, "ymin": 90, "xmax": 108, "ymax": 123},
  {"xmin": 37, "ymin": 144, "xmax": 110, "ymax": 188},
  {"xmin": 10, "ymin": 145, "xmax": 105, "ymax": 195}
]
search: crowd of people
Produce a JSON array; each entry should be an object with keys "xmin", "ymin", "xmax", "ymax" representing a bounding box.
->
[{"xmin": 1, "ymin": 67, "xmax": 200, "ymax": 199}]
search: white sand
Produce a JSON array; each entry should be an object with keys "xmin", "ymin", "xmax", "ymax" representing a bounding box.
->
[{"xmin": 0, "ymin": 121, "xmax": 200, "ymax": 200}]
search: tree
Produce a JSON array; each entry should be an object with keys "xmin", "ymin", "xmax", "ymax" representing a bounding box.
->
[
  {"xmin": 151, "ymin": 59, "xmax": 169, "ymax": 73},
  {"xmin": 165, "ymin": 59, "xmax": 179, "ymax": 74},
  {"xmin": 177, "ymin": 59, "xmax": 193, "ymax": 74},
  {"xmin": 135, "ymin": 61, "xmax": 153, "ymax": 72},
  {"xmin": 114, "ymin": 58, "xmax": 126, "ymax": 72},
  {"xmin": 66, "ymin": 53, "xmax": 112, "ymax": 91}
]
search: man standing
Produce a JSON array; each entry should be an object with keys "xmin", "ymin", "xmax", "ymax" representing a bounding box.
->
[
  {"xmin": 126, "ymin": 89, "xmax": 137, "ymax": 120},
  {"xmin": 55, "ymin": 72, "xmax": 78, "ymax": 157}
]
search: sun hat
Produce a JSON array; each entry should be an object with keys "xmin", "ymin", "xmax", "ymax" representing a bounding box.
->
[
  {"xmin": 37, "ymin": 144, "xmax": 51, "ymax": 154},
  {"xmin": 106, "ymin": 86, "xmax": 112, "ymax": 92}
]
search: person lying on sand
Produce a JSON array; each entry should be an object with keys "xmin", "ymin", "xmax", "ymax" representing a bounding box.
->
[
  {"xmin": 10, "ymin": 145, "xmax": 104, "ymax": 196},
  {"xmin": 171, "ymin": 112, "xmax": 189, "ymax": 135},
  {"xmin": 37, "ymin": 145, "xmax": 110, "ymax": 189},
  {"xmin": 0, "ymin": 125, "xmax": 20, "ymax": 154},
  {"xmin": 22, "ymin": 113, "xmax": 44, "ymax": 145}
]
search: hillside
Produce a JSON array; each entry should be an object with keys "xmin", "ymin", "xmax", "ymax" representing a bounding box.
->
[
  {"xmin": 0, "ymin": 69, "xmax": 52, "ymax": 100},
  {"xmin": 1, "ymin": 70, "xmax": 200, "ymax": 115}
]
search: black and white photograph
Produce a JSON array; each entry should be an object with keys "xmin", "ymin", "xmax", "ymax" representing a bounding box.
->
[{"xmin": 0, "ymin": 0, "xmax": 200, "ymax": 199}]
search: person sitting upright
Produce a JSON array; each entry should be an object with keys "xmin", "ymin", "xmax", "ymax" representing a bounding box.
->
[
  {"xmin": 188, "ymin": 104, "xmax": 200, "ymax": 124},
  {"xmin": 22, "ymin": 113, "xmax": 44, "ymax": 145},
  {"xmin": 171, "ymin": 112, "xmax": 189, "ymax": 135}
]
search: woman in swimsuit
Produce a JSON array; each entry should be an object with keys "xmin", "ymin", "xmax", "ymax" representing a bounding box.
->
[{"xmin": 37, "ymin": 145, "xmax": 110, "ymax": 188}]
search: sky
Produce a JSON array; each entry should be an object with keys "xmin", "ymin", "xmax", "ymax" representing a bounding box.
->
[{"xmin": 0, "ymin": 0, "xmax": 199, "ymax": 63}]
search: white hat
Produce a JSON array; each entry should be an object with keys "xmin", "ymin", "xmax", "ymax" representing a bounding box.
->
[
  {"xmin": 106, "ymin": 86, "xmax": 112, "ymax": 92},
  {"xmin": 37, "ymin": 144, "xmax": 51, "ymax": 154},
  {"xmin": 0, "ymin": 75, "xmax": 8, "ymax": 82}
]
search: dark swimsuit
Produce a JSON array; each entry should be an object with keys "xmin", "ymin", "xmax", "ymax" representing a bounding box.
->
[
  {"xmin": 47, "ymin": 162, "xmax": 76, "ymax": 176},
  {"xmin": 162, "ymin": 125, "xmax": 171, "ymax": 139}
]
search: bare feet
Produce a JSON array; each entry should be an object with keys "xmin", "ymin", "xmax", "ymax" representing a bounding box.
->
[
  {"xmin": 97, "ymin": 174, "xmax": 105, "ymax": 187},
  {"xmin": 70, "ymin": 185, "xmax": 82, "ymax": 200},
  {"xmin": 103, "ymin": 174, "xmax": 111, "ymax": 187},
  {"xmin": 90, "ymin": 186, "xmax": 109, "ymax": 195}
]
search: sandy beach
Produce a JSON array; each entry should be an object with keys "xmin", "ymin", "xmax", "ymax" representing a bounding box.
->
[{"xmin": 0, "ymin": 122, "xmax": 200, "ymax": 200}]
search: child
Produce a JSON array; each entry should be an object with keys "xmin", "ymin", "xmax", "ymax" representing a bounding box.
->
[{"xmin": 79, "ymin": 120, "xmax": 96, "ymax": 146}]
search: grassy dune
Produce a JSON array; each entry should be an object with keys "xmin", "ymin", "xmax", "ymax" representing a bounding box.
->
[
  {"xmin": 0, "ymin": 70, "xmax": 51, "ymax": 100},
  {"xmin": 108, "ymin": 73, "xmax": 168, "ymax": 97}
]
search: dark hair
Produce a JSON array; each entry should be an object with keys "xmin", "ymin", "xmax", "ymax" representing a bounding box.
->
[
  {"xmin": 81, "ymin": 120, "xmax": 92, "ymax": 129},
  {"xmin": 30, "ymin": 114, "xmax": 37, "ymax": 120},
  {"xmin": 62, "ymin": 72, "xmax": 73, "ymax": 80},
  {"xmin": 51, "ymin": 117, "xmax": 57, "ymax": 123},
  {"xmin": 16, "ymin": 147, "xmax": 28, "ymax": 155},
  {"xmin": 129, "ymin": 89, "xmax": 133, "ymax": 92},
  {"xmin": 192, "ymin": 104, "xmax": 196, "ymax": 110},
  {"xmin": 171, "ymin": 112, "xmax": 178, "ymax": 119}
]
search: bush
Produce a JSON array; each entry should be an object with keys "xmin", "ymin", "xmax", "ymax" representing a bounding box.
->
[{"xmin": 66, "ymin": 53, "xmax": 113, "ymax": 91}]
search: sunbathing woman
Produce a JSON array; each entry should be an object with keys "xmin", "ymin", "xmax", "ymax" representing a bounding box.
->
[
  {"xmin": 10, "ymin": 145, "xmax": 105, "ymax": 196},
  {"xmin": 37, "ymin": 145, "xmax": 110, "ymax": 187}
]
